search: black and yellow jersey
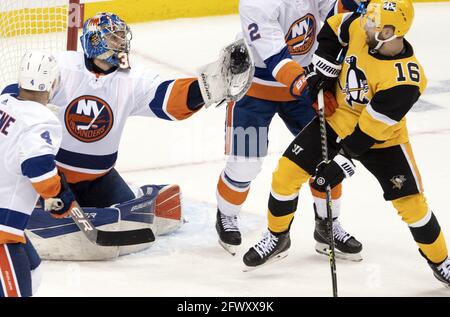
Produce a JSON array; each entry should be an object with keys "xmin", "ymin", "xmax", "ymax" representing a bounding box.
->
[{"xmin": 318, "ymin": 12, "xmax": 427, "ymax": 150}]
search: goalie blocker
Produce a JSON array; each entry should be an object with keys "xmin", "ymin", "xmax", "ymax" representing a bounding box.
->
[{"xmin": 26, "ymin": 184, "xmax": 184, "ymax": 261}]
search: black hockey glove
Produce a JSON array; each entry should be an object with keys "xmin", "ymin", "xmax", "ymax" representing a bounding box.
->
[
  {"xmin": 311, "ymin": 153, "xmax": 356, "ymax": 192},
  {"xmin": 306, "ymin": 54, "xmax": 342, "ymax": 100}
]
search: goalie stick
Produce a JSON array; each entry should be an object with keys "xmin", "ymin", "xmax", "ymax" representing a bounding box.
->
[
  {"xmin": 46, "ymin": 173, "xmax": 155, "ymax": 246},
  {"xmin": 68, "ymin": 200, "xmax": 155, "ymax": 246}
]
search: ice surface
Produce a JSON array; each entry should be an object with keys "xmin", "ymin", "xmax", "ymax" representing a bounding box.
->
[{"xmin": 37, "ymin": 3, "xmax": 450, "ymax": 297}]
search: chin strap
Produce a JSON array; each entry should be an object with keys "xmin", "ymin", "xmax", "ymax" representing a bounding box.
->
[{"xmin": 373, "ymin": 32, "xmax": 397, "ymax": 51}]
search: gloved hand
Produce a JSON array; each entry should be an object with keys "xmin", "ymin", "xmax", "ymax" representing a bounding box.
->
[
  {"xmin": 311, "ymin": 153, "xmax": 356, "ymax": 192},
  {"xmin": 44, "ymin": 174, "xmax": 76, "ymax": 219},
  {"xmin": 312, "ymin": 90, "xmax": 339, "ymax": 117},
  {"xmin": 307, "ymin": 54, "xmax": 342, "ymax": 99}
]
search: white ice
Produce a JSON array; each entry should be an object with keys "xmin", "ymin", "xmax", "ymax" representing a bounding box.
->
[{"xmin": 37, "ymin": 3, "xmax": 450, "ymax": 297}]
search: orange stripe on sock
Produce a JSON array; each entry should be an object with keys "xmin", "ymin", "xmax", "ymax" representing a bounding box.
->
[
  {"xmin": 32, "ymin": 174, "xmax": 61, "ymax": 199},
  {"xmin": 166, "ymin": 78, "xmax": 201, "ymax": 120},
  {"xmin": 0, "ymin": 245, "xmax": 19, "ymax": 297},
  {"xmin": 217, "ymin": 176, "xmax": 249, "ymax": 206},
  {"xmin": 309, "ymin": 181, "xmax": 342, "ymax": 199}
]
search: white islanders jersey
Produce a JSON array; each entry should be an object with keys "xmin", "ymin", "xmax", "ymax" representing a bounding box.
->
[
  {"xmin": 52, "ymin": 51, "xmax": 198, "ymax": 184},
  {"xmin": 240, "ymin": 0, "xmax": 345, "ymax": 101},
  {"xmin": 0, "ymin": 94, "xmax": 62, "ymax": 244}
]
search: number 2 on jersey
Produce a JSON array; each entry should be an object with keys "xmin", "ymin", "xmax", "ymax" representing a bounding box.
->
[{"xmin": 248, "ymin": 23, "xmax": 261, "ymax": 41}]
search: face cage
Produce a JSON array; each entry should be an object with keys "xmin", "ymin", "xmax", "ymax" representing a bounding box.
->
[{"xmin": 101, "ymin": 23, "xmax": 133, "ymax": 54}]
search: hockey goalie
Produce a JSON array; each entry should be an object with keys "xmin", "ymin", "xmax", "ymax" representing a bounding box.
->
[{"xmin": 1, "ymin": 12, "xmax": 254, "ymax": 261}]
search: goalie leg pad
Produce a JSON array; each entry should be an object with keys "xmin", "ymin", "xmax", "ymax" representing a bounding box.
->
[
  {"xmin": 140, "ymin": 184, "xmax": 184, "ymax": 236},
  {"xmin": 26, "ymin": 206, "xmax": 122, "ymax": 261}
]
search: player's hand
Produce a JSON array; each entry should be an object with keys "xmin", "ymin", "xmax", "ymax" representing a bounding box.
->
[
  {"xmin": 307, "ymin": 54, "xmax": 342, "ymax": 99},
  {"xmin": 44, "ymin": 174, "xmax": 76, "ymax": 219},
  {"xmin": 311, "ymin": 154, "xmax": 356, "ymax": 192},
  {"xmin": 306, "ymin": 70, "xmax": 335, "ymax": 100},
  {"xmin": 312, "ymin": 91, "xmax": 339, "ymax": 117},
  {"xmin": 290, "ymin": 73, "xmax": 308, "ymax": 97}
]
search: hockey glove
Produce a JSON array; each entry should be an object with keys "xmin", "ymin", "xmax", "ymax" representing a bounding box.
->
[
  {"xmin": 312, "ymin": 90, "xmax": 339, "ymax": 117},
  {"xmin": 44, "ymin": 174, "xmax": 76, "ymax": 219},
  {"xmin": 290, "ymin": 73, "xmax": 308, "ymax": 97},
  {"xmin": 311, "ymin": 154, "xmax": 356, "ymax": 192},
  {"xmin": 306, "ymin": 54, "xmax": 342, "ymax": 100}
]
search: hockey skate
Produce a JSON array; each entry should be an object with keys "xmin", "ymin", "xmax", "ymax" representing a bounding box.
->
[
  {"xmin": 215, "ymin": 209, "xmax": 241, "ymax": 256},
  {"xmin": 314, "ymin": 208, "xmax": 363, "ymax": 262},
  {"xmin": 243, "ymin": 231, "xmax": 290, "ymax": 272},
  {"xmin": 428, "ymin": 257, "xmax": 450, "ymax": 287}
]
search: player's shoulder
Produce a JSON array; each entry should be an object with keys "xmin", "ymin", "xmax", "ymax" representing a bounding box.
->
[
  {"xmin": 239, "ymin": 0, "xmax": 283, "ymax": 17},
  {"xmin": 118, "ymin": 60, "xmax": 160, "ymax": 82},
  {"xmin": 54, "ymin": 50, "xmax": 85, "ymax": 71},
  {"xmin": 375, "ymin": 40, "xmax": 427, "ymax": 93},
  {"xmin": 4, "ymin": 97, "xmax": 60, "ymax": 129}
]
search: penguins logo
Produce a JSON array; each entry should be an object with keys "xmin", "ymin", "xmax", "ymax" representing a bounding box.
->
[
  {"xmin": 390, "ymin": 175, "xmax": 407, "ymax": 190},
  {"xmin": 340, "ymin": 56, "xmax": 370, "ymax": 108},
  {"xmin": 65, "ymin": 95, "xmax": 114, "ymax": 143},
  {"xmin": 285, "ymin": 14, "xmax": 316, "ymax": 56}
]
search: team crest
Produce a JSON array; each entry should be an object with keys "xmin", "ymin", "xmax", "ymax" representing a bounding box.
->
[
  {"xmin": 285, "ymin": 14, "xmax": 316, "ymax": 56},
  {"xmin": 64, "ymin": 95, "xmax": 114, "ymax": 143},
  {"xmin": 390, "ymin": 175, "xmax": 406, "ymax": 190},
  {"xmin": 340, "ymin": 56, "xmax": 370, "ymax": 108}
]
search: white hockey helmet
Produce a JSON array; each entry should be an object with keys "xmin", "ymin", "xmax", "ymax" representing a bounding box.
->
[{"xmin": 18, "ymin": 51, "xmax": 60, "ymax": 94}]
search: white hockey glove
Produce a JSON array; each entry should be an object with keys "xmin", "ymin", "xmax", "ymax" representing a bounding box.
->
[{"xmin": 197, "ymin": 38, "xmax": 255, "ymax": 108}]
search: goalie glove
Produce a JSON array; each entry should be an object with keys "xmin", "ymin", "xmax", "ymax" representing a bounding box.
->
[{"xmin": 197, "ymin": 38, "xmax": 255, "ymax": 108}]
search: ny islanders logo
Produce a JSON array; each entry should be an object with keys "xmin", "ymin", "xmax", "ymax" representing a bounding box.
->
[
  {"xmin": 340, "ymin": 56, "xmax": 370, "ymax": 108},
  {"xmin": 65, "ymin": 96, "xmax": 114, "ymax": 143},
  {"xmin": 285, "ymin": 14, "xmax": 316, "ymax": 55}
]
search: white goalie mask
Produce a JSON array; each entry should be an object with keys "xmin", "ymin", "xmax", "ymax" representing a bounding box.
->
[{"xmin": 18, "ymin": 51, "xmax": 60, "ymax": 99}]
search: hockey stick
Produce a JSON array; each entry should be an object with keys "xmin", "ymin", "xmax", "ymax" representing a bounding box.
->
[
  {"xmin": 68, "ymin": 200, "xmax": 155, "ymax": 246},
  {"xmin": 317, "ymin": 89, "xmax": 338, "ymax": 297}
]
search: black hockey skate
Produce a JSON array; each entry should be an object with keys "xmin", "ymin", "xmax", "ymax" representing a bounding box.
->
[
  {"xmin": 427, "ymin": 257, "xmax": 450, "ymax": 287},
  {"xmin": 243, "ymin": 231, "xmax": 290, "ymax": 271},
  {"xmin": 314, "ymin": 207, "xmax": 363, "ymax": 262},
  {"xmin": 216, "ymin": 209, "xmax": 241, "ymax": 256}
]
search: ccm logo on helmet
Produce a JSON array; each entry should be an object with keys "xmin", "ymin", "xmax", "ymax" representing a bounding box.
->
[
  {"xmin": 64, "ymin": 95, "xmax": 114, "ymax": 143},
  {"xmin": 285, "ymin": 14, "xmax": 316, "ymax": 56}
]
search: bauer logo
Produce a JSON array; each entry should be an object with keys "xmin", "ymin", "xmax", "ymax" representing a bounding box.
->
[
  {"xmin": 285, "ymin": 14, "xmax": 316, "ymax": 55},
  {"xmin": 65, "ymin": 95, "xmax": 114, "ymax": 143}
]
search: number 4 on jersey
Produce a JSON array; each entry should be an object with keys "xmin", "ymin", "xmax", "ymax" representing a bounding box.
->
[{"xmin": 40, "ymin": 131, "xmax": 53, "ymax": 145}]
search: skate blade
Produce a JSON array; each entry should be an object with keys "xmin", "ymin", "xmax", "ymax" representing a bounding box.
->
[
  {"xmin": 315, "ymin": 242, "xmax": 363, "ymax": 262},
  {"xmin": 218, "ymin": 239, "xmax": 238, "ymax": 256},
  {"xmin": 242, "ymin": 250, "xmax": 289, "ymax": 272}
]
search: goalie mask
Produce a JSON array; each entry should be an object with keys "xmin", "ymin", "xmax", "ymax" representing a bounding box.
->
[{"xmin": 80, "ymin": 12, "xmax": 132, "ymax": 69}]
